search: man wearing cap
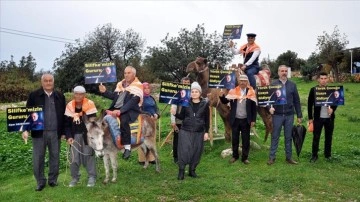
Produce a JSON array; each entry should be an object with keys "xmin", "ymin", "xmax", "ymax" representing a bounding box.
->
[
  {"xmin": 99, "ymin": 66, "xmax": 143, "ymax": 160},
  {"xmin": 64, "ymin": 86, "xmax": 98, "ymax": 187},
  {"xmin": 219, "ymin": 75, "xmax": 257, "ymax": 164},
  {"xmin": 229, "ymin": 33, "xmax": 261, "ymax": 89},
  {"xmin": 22, "ymin": 73, "xmax": 66, "ymax": 191}
]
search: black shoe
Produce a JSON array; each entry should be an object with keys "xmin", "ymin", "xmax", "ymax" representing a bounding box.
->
[
  {"xmin": 189, "ymin": 170, "xmax": 197, "ymax": 178},
  {"xmin": 35, "ymin": 185, "xmax": 45, "ymax": 191},
  {"xmin": 122, "ymin": 149, "xmax": 131, "ymax": 160},
  {"xmin": 178, "ymin": 169, "xmax": 185, "ymax": 180},
  {"xmin": 310, "ymin": 156, "xmax": 318, "ymax": 163},
  {"xmin": 48, "ymin": 182, "xmax": 58, "ymax": 187}
]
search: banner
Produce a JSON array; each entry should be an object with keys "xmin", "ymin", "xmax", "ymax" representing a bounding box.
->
[
  {"xmin": 223, "ymin": 24, "xmax": 243, "ymax": 40},
  {"xmin": 159, "ymin": 81, "xmax": 191, "ymax": 107},
  {"xmin": 84, "ymin": 62, "xmax": 117, "ymax": 84},
  {"xmin": 7, "ymin": 106, "xmax": 44, "ymax": 132},
  {"xmin": 314, "ymin": 86, "xmax": 344, "ymax": 106},
  {"xmin": 209, "ymin": 69, "xmax": 236, "ymax": 89},
  {"xmin": 257, "ymin": 85, "xmax": 287, "ymax": 106}
]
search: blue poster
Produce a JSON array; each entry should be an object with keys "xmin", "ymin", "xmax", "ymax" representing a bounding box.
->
[
  {"xmin": 159, "ymin": 81, "xmax": 191, "ymax": 107},
  {"xmin": 7, "ymin": 106, "xmax": 44, "ymax": 132}
]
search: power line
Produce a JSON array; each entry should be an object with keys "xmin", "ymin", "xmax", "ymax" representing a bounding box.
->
[
  {"xmin": 0, "ymin": 27, "xmax": 76, "ymax": 42},
  {"xmin": 0, "ymin": 30, "xmax": 75, "ymax": 44}
]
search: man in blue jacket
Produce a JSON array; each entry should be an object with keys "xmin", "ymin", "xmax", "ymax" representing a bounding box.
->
[{"xmin": 267, "ymin": 65, "xmax": 302, "ymax": 165}]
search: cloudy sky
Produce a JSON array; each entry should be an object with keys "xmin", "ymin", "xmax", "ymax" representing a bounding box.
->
[{"xmin": 1, "ymin": 1, "xmax": 359, "ymax": 72}]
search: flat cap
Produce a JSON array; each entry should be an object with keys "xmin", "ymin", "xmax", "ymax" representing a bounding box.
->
[{"xmin": 246, "ymin": 33, "xmax": 257, "ymax": 37}]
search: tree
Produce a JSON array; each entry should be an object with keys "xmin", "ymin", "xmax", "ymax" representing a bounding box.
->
[
  {"xmin": 18, "ymin": 52, "xmax": 37, "ymax": 81},
  {"xmin": 300, "ymin": 52, "xmax": 320, "ymax": 81},
  {"xmin": 53, "ymin": 23, "xmax": 145, "ymax": 92},
  {"xmin": 317, "ymin": 25, "xmax": 349, "ymax": 82},
  {"xmin": 275, "ymin": 50, "xmax": 302, "ymax": 70},
  {"xmin": 144, "ymin": 24, "xmax": 233, "ymax": 82}
]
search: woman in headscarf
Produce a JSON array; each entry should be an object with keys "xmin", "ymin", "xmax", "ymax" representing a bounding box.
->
[{"xmin": 138, "ymin": 82, "xmax": 159, "ymax": 165}]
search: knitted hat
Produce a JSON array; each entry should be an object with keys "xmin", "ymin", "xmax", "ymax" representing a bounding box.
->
[
  {"xmin": 73, "ymin": 86, "xmax": 86, "ymax": 93},
  {"xmin": 191, "ymin": 82, "xmax": 202, "ymax": 93},
  {"xmin": 238, "ymin": 75, "xmax": 249, "ymax": 81}
]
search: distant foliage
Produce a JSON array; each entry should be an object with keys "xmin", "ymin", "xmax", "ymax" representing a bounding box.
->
[{"xmin": 0, "ymin": 54, "xmax": 40, "ymax": 103}]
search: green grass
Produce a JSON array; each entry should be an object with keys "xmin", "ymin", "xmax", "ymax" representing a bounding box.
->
[{"xmin": 0, "ymin": 79, "xmax": 359, "ymax": 201}]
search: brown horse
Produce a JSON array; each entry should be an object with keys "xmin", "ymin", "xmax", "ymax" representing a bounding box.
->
[
  {"xmin": 186, "ymin": 57, "xmax": 273, "ymax": 142},
  {"xmin": 186, "ymin": 57, "xmax": 232, "ymax": 141}
]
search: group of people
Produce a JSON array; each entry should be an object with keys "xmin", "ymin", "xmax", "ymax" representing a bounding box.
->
[
  {"xmin": 21, "ymin": 33, "xmax": 338, "ymax": 190},
  {"xmin": 21, "ymin": 66, "xmax": 161, "ymax": 190}
]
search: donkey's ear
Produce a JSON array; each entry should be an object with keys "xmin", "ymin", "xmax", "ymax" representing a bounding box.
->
[
  {"xmin": 99, "ymin": 109, "xmax": 106, "ymax": 120},
  {"xmin": 82, "ymin": 113, "xmax": 89, "ymax": 124}
]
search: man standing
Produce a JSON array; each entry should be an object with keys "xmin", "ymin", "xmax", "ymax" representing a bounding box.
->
[
  {"xmin": 267, "ymin": 65, "xmax": 302, "ymax": 165},
  {"xmin": 219, "ymin": 75, "xmax": 257, "ymax": 164},
  {"xmin": 99, "ymin": 66, "xmax": 143, "ymax": 159},
  {"xmin": 170, "ymin": 77, "xmax": 191, "ymax": 163},
  {"xmin": 308, "ymin": 72, "xmax": 337, "ymax": 162},
  {"xmin": 229, "ymin": 33, "xmax": 261, "ymax": 89},
  {"xmin": 22, "ymin": 73, "xmax": 66, "ymax": 191},
  {"xmin": 65, "ymin": 86, "xmax": 98, "ymax": 187}
]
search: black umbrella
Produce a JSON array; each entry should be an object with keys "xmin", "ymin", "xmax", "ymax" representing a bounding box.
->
[{"xmin": 292, "ymin": 124, "xmax": 307, "ymax": 157}]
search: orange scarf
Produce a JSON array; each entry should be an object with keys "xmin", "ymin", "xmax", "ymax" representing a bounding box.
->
[
  {"xmin": 115, "ymin": 77, "xmax": 143, "ymax": 106},
  {"xmin": 226, "ymin": 85, "xmax": 257, "ymax": 104},
  {"xmin": 65, "ymin": 98, "xmax": 98, "ymax": 121},
  {"xmin": 240, "ymin": 42, "xmax": 260, "ymax": 58}
]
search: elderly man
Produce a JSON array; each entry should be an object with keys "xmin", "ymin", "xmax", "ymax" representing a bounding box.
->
[
  {"xmin": 22, "ymin": 73, "xmax": 66, "ymax": 191},
  {"xmin": 219, "ymin": 75, "xmax": 257, "ymax": 164},
  {"xmin": 229, "ymin": 33, "xmax": 261, "ymax": 89},
  {"xmin": 99, "ymin": 66, "xmax": 143, "ymax": 160},
  {"xmin": 65, "ymin": 86, "xmax": 98, "ymax": 187},
  {"xmin": 267, "ymin": 65, "xmax": 302, "ymax": 165}
]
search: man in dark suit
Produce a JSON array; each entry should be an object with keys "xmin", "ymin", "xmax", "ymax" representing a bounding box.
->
[{"xmin": 22, "ymin": 73, "xmax": 66, "ymax": 191}]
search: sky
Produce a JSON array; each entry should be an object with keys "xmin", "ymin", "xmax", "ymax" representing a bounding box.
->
[{"xmin": 1, "ymin": 1, "xmax": 359, "ymax": 72}]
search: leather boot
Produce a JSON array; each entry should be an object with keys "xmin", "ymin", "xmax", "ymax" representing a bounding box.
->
[{"xmin": 178, "ymin": 169, "xmax": 185, "ymax": 180}]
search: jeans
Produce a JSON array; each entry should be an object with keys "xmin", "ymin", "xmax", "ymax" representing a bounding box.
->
[
  {"xmin": 245, "ymin": 64, "xmax": 260, "ymax": 89},
  {"xmin": 269, "ymin": 114, "xmax": 294, "ymax": 160},
  {"xmin": 103, "ymin": 115, "xmax": 121, "ymax": 146}
]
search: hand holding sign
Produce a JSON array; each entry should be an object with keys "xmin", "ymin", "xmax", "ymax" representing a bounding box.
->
[
  {"xmin": 327, "ymin": 105, "xmax": 333, "ymax": 115},
  {"xmin": 99, "ymin": 83, "xmax": 106, "ymax": 93},
  {"xmin": 22, "ymin": 131, "xmax": 28, "ymax": 144},
  {"xmin": 269, "ymin": 105, "xmax": 275, "ymax": 115},
  {"xmin": 229, "ymin": 40, "xmax": 234, "ymax": 48}
]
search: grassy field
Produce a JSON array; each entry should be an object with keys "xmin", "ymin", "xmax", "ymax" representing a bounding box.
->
[{"xmin": 0, "ymin": 78, "xmax": 359, "ymax": 202}]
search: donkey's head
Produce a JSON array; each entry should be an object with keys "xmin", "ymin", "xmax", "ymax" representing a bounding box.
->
[{"xmin": 84, "ymin": 115, "xmax": 105, "ymax": 157}]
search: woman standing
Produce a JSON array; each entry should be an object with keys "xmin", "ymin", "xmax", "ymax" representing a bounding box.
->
[
  {"xmin": 170, "ymin": 82, "xmax": 209, "ymax": 180},
  {"xmin": 138, "ymin": 82, "xmax": 159, "ymax": 165}
]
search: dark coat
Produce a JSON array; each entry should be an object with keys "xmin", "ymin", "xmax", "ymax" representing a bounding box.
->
[
  {"xmin": 219, "ymin": 87, "xmax": 257, "ymax": 125},
  {"xmin": 175, "ymin": 98, "xmax": 209, "ymax": 133},
  {"xmin": 102, "ymin": 90, "xmax": 141, "ymax": 122},
  {"xmin": 270, "ymin": 79, "xmax": 302, "ymax": 118},
  {"xmin": 25, "ymin": 88, "xmax": 66, "ymax": 139},
  {"xmin": 308, "ymin": 86, "xmax": 337, "ymax": 120}
]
